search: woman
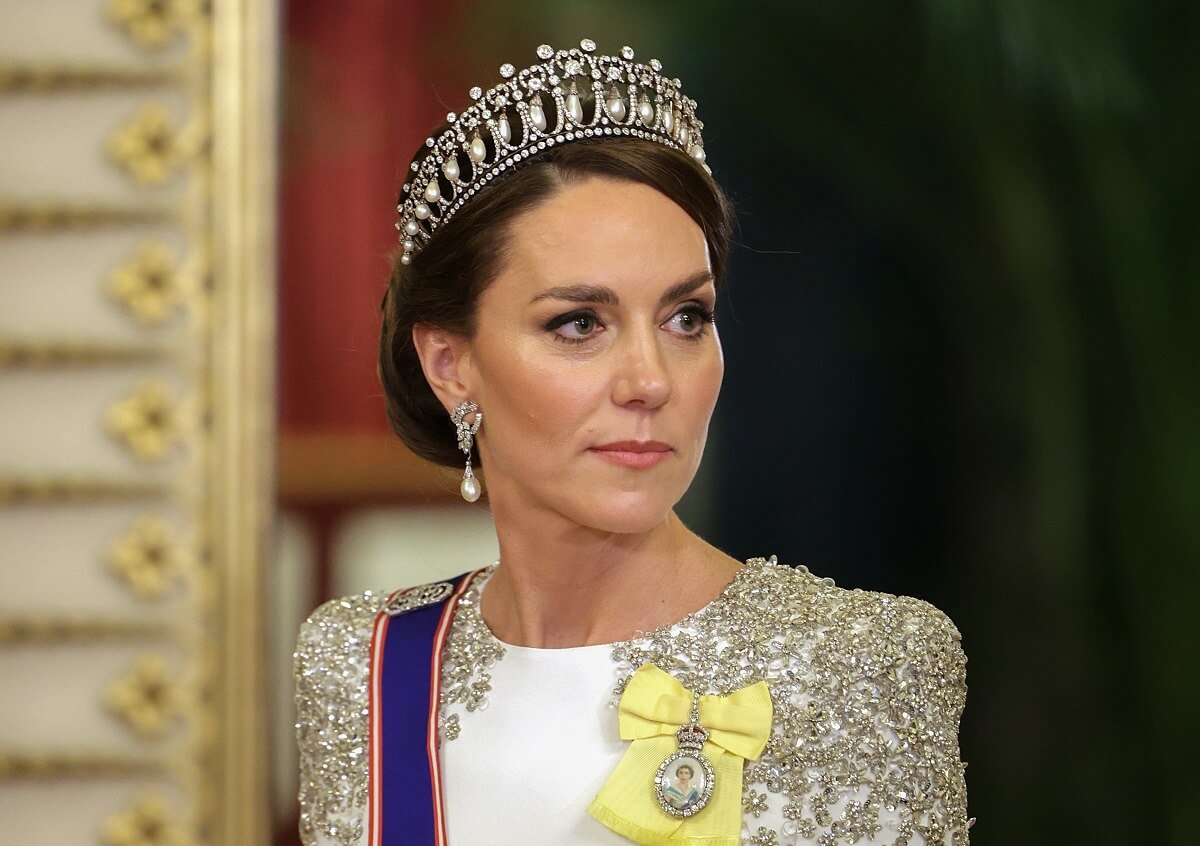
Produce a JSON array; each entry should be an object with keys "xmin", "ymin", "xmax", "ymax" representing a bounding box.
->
[
  {"xmin": 296, "ymin": 39, "xmax": 969, "ymax": 846},
  {"xmin": 664, "ymin": 763, "xmax": 701, "ymax": 811}
]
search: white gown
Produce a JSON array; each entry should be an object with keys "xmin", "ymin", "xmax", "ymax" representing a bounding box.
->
[{"xmin": 442, "ymin": 641, "xmax": 630, "ymax": 843}]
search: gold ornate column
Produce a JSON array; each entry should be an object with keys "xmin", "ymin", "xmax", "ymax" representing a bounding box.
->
[{"xmin": 0, "ymin": 1, "xmax": 275, "ymax": 843}]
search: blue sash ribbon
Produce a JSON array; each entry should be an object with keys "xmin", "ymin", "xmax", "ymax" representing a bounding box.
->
[{"xmin": 369, "ymin": 571, "xmax": 478, "ymax": 846}]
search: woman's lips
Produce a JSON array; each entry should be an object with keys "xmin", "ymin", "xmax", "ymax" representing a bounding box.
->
[{"xmin": 588, "ymin": 441, "xmax": 672, "ymax": 469}]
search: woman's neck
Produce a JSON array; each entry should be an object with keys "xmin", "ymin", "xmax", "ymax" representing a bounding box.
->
[{"xmin": 479, "ymin": 510, "xmax": 741, "ymax": 648}]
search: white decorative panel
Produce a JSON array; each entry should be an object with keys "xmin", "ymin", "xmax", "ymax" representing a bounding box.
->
[
  {"xmin": 0, "ymin": 368, "xmax": 192, "ymax": 474},
  {"xmin": 0, "ymin": 229, "xmax": 190, "ymax": 338},
  {"xmin": 0, "ymin": 0, "xmax": 190, "ymax": 63},
  {"xmin": 0, "ymin": 1, "xmax": 276, "ymax": 843},
  {"xmin": 0, "ymin": 504, "xmax": 191, "ymax": 614},
  {"xmin": 0, "ymin": 90, "xmax": 193, "ymax": 198},
  {"xmin": 0, "ymin": 783, "xmax": 193, "ymax": 846}
]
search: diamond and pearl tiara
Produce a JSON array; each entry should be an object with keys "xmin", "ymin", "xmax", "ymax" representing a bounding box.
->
[{"xmin": 396, "ymin": 38, "xmax": 711, "ymax": 265}]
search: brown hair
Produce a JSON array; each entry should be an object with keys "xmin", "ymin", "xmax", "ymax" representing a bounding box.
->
[{"xmin": 379, "ymin": 137, "xmax": 734, "ymax": 467}]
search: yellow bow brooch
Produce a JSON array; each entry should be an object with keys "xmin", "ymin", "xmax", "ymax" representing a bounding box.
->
[{"xmin": 588, "ymin": 664, "xmax": 773, "ymax": 846}]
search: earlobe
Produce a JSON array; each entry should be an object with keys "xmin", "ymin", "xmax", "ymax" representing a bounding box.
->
[{"xmin": 411, "ymin": 324, "xmax": 473, "ymax": 412}]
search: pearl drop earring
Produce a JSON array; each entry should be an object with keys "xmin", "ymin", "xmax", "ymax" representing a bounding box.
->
[{"xmin": 450, "ymin": 401, "xmax": 483, "ymax": 502}]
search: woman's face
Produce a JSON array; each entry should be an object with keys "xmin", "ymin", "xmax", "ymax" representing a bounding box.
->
[{"xmin": 460, "ymin": 176, "xmax": 723, "ymax": 535}]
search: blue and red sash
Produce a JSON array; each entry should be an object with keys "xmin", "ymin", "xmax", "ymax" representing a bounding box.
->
[{"xmin": 367, "ymin": 570, "xmax": 484, "ymax": 846}]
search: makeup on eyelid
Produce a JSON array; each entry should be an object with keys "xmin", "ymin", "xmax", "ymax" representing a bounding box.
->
[{"xmin": 541, "ymin": 303, "xmax": 715, "ymax": 344}]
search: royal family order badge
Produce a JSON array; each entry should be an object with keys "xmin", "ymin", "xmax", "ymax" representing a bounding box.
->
[
  {"xmin": 654, "ymin": 693, "xmax": 716, "ymax": 817},
  {"xmin": 385, "ymin": 581, "xmax": 455, "ymax": 616}
]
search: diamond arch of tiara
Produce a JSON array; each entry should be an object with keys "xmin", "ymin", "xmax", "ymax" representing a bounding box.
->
[{"xmin": 396, "ymin": 38, "xmax": 710, "ymax": 265}]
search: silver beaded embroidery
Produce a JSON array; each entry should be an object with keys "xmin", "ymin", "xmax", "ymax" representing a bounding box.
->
[
  {"xmin": 295, "ymin": 592, "xmax": 388, "ymax": 846},
  {"xmin": 295, "ymin": 557, "xmax": 969, "ymax": 846},
  {"xmin": 438, "ymin": 571, "xmax": 506, "ymax": 726}
]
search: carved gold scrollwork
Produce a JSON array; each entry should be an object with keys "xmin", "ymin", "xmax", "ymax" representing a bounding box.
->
[
  {"xmin": 0, "ymin": 203, "xmax": 170, "ymax": 232},
  {"xmin": 103, "ymin": 794, "xmax": 188, "ymax": 846},
  {"xmin": 0, "ymin": 476, "xmax": 168, "ymax": 506},
  {"xmin": 109, "ymin": 516, "xmax": 187, "ymax": 599},
  {"xmin": 107, "ymin": 104, "xmax": 186, "ymax": 185},
  {"xmin": 106, "ymin": 381, "xmax": 185, "ymax": 462},
  {"xmin": 105, "ymin": 0, "xmax": 201, "ymax": 52},
  {"xmin": 0, "ymin": 64, "xmax": 176, "ymax": 92},
  {"xmin": 108, "ymin": 243, "xmax": 191, "ymax": 325},
  {"xmin": 0, "ymin": 753, "xmax": 164, "ymax": 780},
  {"xmin": 106, "ymin": 654, "xmax": 183, "ymax": 738},
  {"xmin": 0, "ymin": 341, "xmax": 165, "ymax": 369},
  {"xmin": 0, "ymin": 617, "xmax": 169, "ymax": 645}
]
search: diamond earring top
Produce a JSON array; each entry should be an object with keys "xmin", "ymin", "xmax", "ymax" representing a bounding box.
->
[
  {"xmin": 396, "ymin": 38, "xmax": 710, "ymax": 266},
  {"xmin": 451, "ymin": 401, "xmax": 483, "ymax": 502}
]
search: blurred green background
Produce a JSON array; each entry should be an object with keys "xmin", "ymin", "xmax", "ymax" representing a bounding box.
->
[{"xmin": 450, "ymin": 1, "xmax": 1198, "ymax": 842}]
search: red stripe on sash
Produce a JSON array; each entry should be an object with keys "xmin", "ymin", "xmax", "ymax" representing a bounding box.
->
[
  {"xmin": 368, "ymin": 603, "xmax": 392, "ymax": 846},
  {"xmin": 428, "ymin": 571, "xmax": 481, "ymax": 844}
]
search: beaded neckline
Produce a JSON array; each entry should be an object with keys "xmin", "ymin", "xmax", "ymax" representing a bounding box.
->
[
  {"xmin": 437, "ymin": 559, "xmax": 764, "ymax": 741},
  {"xmin": 462, "ymin": 559, "xmax": 756, "ymax": 652}
]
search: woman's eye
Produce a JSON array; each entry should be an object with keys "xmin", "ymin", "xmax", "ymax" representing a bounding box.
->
[
  {"xmin": 571, "ymin": 315, "xmax": 596, "ymax": 335},
  {"xmin": 547, "ymin": 310, "xmax": 602, "ymax": 342},
  {"xmin": 664, "ymin": 305, "xmax": 714, "ymax": 337}
]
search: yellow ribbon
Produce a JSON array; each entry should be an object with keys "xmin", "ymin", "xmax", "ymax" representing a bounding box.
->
[{"xmin": 588, "ymin": 664, "xmax": 773, "ymax": 845}]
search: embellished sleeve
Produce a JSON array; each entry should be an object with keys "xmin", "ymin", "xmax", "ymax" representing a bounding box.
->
[
  {"xmin": 295, "ymin": 594, "xmax": 385, "ymax": 846},
  {"xmin": 883, "ymin": 597, "xmax": 971, "ymax": 845}
]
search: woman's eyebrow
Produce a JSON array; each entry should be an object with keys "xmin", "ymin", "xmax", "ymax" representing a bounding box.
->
[
  {"xmin": 529, "ymin": 284, "xmax": 618, "ymax": 305},
  {"xmin": 658, "ymin": 271, "xmax": 715, "ymax": 306},
  {"xmin": 529, "ymin": 271, "xmax": 714, "ymax": 306}
]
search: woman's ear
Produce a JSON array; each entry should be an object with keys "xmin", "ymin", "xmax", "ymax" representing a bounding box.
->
[{"xmin": 411, "ymin": 324, "xmax": 474, "ymax": 413}]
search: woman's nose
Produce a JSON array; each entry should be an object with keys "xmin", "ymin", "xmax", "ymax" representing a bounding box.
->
[{"xmin": 611, "ymin": 327, "xmax": 671, "ymax": 408}]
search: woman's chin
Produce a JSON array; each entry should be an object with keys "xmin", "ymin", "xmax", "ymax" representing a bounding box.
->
[
  {"xmin": 491, "ymin": 476, "xmax": 687, "ymax": 535},
  {"xmin": 570, "ymin": 492, "xmax": 681, "ymax": 535}
]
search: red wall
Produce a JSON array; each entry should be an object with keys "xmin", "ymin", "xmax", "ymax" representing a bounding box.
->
[{"xmin": 279, "ymin": 0, "xmax": 462, "ymax": 436}]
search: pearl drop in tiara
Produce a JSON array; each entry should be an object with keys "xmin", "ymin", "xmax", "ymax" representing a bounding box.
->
[{"xmin": 396, "ymin": 38, "xmax": 710, "ymax": 265}]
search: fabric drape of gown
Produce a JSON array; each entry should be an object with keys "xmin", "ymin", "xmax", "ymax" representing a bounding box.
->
[{"xmin": 295, "ymin": 557, "xmax": 971, "ymax": 846}]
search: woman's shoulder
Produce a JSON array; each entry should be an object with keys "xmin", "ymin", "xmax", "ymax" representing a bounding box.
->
[
  {"xmin": 296, "ymin": 569, "xmax": 498, "ymax": 683},
  {"xmin": 294, "ymin": 591, "xmax": 391, "ymax": 746},
  {"xmin": 743, "ymin": 554, "xmax": 960, "ymax": 619},
  {"xmin": 736, "ymin": 556, "xmax": 966, "ymax": 678},
  {"xmin": 295, "ymin": 590, "xmax": 391, "ymax": 665},
  {"xmin": 294, "ymin": 573, "xmax": 478, "ymax": 677},
  {"xmin": 744, "ymin": 554, "xmax": 961, "ymax": 624}
]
